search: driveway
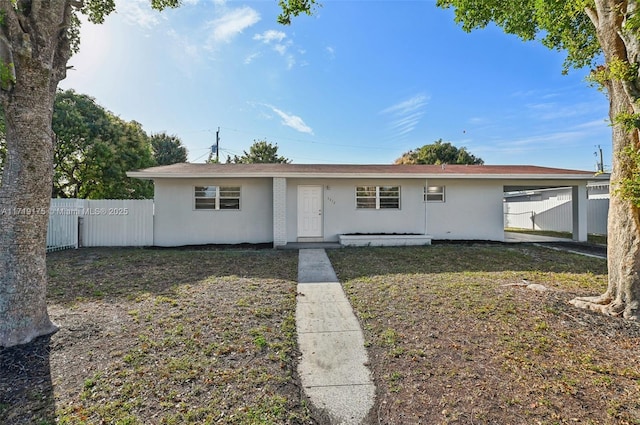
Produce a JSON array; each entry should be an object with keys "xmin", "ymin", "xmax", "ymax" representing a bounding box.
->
[
  {"xmin": 504, "ymin": 231, "xmax": 606, "ymax": 259},
  {"xmin": 504, "ymin": 231, "xmax": 572, "ymax": 243}
]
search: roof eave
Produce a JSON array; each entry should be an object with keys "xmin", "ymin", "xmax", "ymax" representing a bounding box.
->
[{"xmin": 127, "ymin": 171, "xmax": 604, "ymax": 180}]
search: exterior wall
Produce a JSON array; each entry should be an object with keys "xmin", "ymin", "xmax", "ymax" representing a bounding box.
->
[
  {"xmin": 285, "ymin": 178, "xmax": 427, "ymax": 242},
  {"xmin": 426, "ymin": 180, "xmax": 505, "ymax": 241},
  {"xmin": 284, "ymin": 178, "xmax": 505, "ymax": 242},
  {"xmin": 153, "ymin": 178, "xmax": 273, "ymax": 246}
]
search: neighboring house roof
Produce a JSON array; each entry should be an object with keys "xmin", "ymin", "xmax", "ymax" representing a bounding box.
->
[{"xmin": 128, "ymin": 163, "xmax": 608, "ymax": 181}]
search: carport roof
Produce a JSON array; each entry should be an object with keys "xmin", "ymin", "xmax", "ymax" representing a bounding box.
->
[{"xmin": 128, "ymin": 163, "xmax": 608, "ymax": 180}]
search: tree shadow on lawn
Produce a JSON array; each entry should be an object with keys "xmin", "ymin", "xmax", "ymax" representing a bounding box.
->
[
  {"xmin": 46, "ymin": 246, "xmax": 299, "ymax": 305},
  {"xmin": 0, "ymin": 334, "xmax": 55, "ymax": 425},
  {"xmin": 328, "ymin": 242, "xmax": 607, "ymax": 282}
]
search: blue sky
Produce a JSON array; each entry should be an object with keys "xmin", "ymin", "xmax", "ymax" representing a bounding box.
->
[{"xmin": 60, "ymin": 0, "xmax": 611, "ymax": 171}]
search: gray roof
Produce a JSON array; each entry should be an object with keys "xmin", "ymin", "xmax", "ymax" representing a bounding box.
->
[{"xmin": 128, "ymin": 163, "xmax": 607, "ymax": 180}]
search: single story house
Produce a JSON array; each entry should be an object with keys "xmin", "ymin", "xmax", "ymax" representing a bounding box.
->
[{"xmin": 127, "ymin": 163, "xmax": 607, "ymax": 248}]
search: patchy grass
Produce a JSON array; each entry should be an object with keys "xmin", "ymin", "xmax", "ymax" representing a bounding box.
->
[
  {"xmin": 1, "ymin": 247, "xmax": 314, "ymax": 425},
  {"xmin": 328, "ymin": 244, "xmax": 640, "ymax": 425},
  {"xmin": 505, "ymin": 227, "xmax": 608, "ymax": 245},
  {"xmin": 4, "ymin": 243, "xmax": 639, "ymax": 425}
]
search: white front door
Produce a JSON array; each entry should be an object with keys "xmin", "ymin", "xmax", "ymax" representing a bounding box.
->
[{"xmin": 298, "ymin": 185, "xmax": 323, "ymax": 238}]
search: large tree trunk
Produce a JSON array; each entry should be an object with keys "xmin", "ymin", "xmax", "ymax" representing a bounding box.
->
[
  {"xmin": 570, "ymin": 0, "xmax": 640, "ymax": 320},
  {"xmin": 0, "ymin": 1, "xmax": 73, "ymax": 347}
]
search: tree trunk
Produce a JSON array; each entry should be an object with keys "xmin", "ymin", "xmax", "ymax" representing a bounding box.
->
[
  {"xmin": 570, "ymin": 0, "xmax": 640, "ymax": 320},
  {"xmin": 0, "ymin": 1, "xmax": 73, "ymax": 347},
  {"xmin": 0, "ymin": 70, "xmax": 59, "ymax": 346}
]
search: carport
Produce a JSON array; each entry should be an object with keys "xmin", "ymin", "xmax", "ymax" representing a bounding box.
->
[{"xmin": 503, "ymin": 182, "xmax": 599, "ymax": 242}]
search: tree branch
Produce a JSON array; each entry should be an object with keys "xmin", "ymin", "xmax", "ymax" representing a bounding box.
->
[{"xmin": 585, "ymin": 5, "xmax": 600, "ymax": 28}]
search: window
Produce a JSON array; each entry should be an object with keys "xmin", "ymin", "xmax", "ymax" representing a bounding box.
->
[
  {"xmin": 424, "ymin": 186, "xmax": 445, "ymax": 202},
  {"xmin": 356, "ymin": 186, "xmax": 400, "ymax": 209},
  {"xmin": 195, "ymin": 186, "xmax": 240, "ymax": 210}
]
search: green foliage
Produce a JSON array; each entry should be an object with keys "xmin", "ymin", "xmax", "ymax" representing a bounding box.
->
[
  {"xmin": 277, "ymin": 0, "xmax": 318, "ymax": 25},
  {"xmin": 205, "ymin": 154, "xmax": 220, "ymax": 164},
  {"xmin": 79, "ymin": 0, "xmax": 116, "ymax": 24},
  {"xmin": 395, "ymin": 139, "xmax": 484, "ymax": 165},
  {"xmin": 588, "ymin": 58, "xmax": 639, "ymax": 89},
  {"xmin": 150, "ymin": 132, "xmax": 187, "ymax": 165},
  {"xmin": 228, "ymin": 139, "xmax": 291, "ymax": 164},
  {"xmin": 0, "ymin": 61, "xmax": 15, "ymax": 89},
  {"xmin": 78, "ymin": 0, "xmax": 177, "ymax": 24},
  {"xmin": 52, "ymin": 90, "xmax": 155, "ymax": 199},
  {"xmin": 436, "ymin": 0, "xmax": 601, "ymax": 73},
  {"xmin": 614, "ymin": 145, "xmax": 640, "ymax": 207},
  {"xmin": 613, "ymin": 111, "xmax": 640, "ymax": 133}
]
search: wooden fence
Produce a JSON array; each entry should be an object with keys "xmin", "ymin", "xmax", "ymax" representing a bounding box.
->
[{"xmin": 47, "ymin": 199, "xmax": 153, "ymax": 252}]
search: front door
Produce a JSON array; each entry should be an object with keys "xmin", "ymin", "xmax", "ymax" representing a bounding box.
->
[{"xmin": 298, "ymin": 185, "xmax": 323, "ymax": 239}]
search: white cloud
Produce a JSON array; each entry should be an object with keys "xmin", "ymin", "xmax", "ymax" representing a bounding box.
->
[
  {"xmin": 325, "ymin": 46, "xmax": 336, "ymax": 60},
  {"xmin": 285, "ymin": 55, "xmax": 296, "ymax": 70},
  {"xmin": 261, "ymin": 104, "xmax": 314, "ymax": 134},
  {"xmin": 207, "ymin": 6, "xmax": 260, "ymax": 46},
  {"xmin": 244, "ymin": 52, "xmax": 261, "ymax": 64},
  {"xmin": 274, "ymin": 44, "xmax": 288, "ymax": 55},
  {"xmin": 166, "ymin": 29, "xmax": 201, "ymax": 77},
  {"xmin": 116, "ymin": 0, "xmax": 164, "ymax": 29},
  {"xmin": 254, "ymin": 29, "xmax": 292, "ymax": 60},
  {"xmin": 382, "ymin": 94, "xmax": 429, "ymax": 115},
  {"xmin": 254, "ymin": 30, "xmax": 286, "ymax": 44},
  {"xmin": 381, "ymin": 94, "xmax": 429, "ymax": 137},
  {"xmin": 526, "ymin": 101, "xmax": 606, "ymax": 122},
  {"xmin": 251, "ymin": 29, "xmax": 304, "ymax": 69}
]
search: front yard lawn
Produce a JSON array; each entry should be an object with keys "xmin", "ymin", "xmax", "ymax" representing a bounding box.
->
[
  {"xmin": 2, "ymin": 247, "xmax": 314, "ymax": 425},
  {"xmin": 328, "ymin": 243, "xmax": 640, "ymax": 425},
  {"xmin": 3, "ymin": 243, "xmax": 639, "ymax": 425}
]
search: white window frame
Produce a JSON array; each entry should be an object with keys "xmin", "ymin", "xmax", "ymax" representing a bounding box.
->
[
  {"xmin": 424, "ymin": 186, "xmax": 445, "ymax": 202},
  {"xmin": 356, "ymin": 186, "xmax": 400, "ymax": 209},
  {"xmin": 194, "ymin": 185, "xmax": 241, "ymax": 210}
]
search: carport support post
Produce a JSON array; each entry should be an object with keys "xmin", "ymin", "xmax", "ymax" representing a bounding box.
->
[
  {"xmin": 572, "ymin": 184, "xmax": 588, "ymax": 242},
  {"xmin": 273, "ymin": 177, "xmax": 287, "ymax": 247}
]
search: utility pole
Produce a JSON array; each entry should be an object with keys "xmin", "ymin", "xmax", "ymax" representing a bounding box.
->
[
  {"xmin": 209, "ymin": 127, "xmax": 220, "ymax": 163},
  {"xmin": 594, "ymin": 145, "xmax": 604, "ymax": 173},
  {"xmin": 215, "ymin": 127, "xmax": 220, "ymax": 163}
]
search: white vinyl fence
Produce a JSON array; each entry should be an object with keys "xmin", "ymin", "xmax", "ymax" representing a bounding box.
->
[
  {"xmin": 47, "ymin": 199, "xmax": 82, "ymax": 251},
  {"xmin": 47, "ymin": 199, "xmax": 153, "ymax": 252},
  {"xmin": 504, "ymin": 198, "xmax": 609, "ymax": 235}
]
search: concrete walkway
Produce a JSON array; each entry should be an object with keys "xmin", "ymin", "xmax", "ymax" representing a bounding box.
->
[
  {"xmin": 296, "ymin": 249, "xmax": 375, "ymax": 425},
  {"xmin": 504, "ymin": 231, "xmax": 574, "ymax": 243}
]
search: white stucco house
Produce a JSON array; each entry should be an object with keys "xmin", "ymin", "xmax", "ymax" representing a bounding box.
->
[{"xmin": 127, "ymin": 163, "xmax": 606, "ymax": 248}]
